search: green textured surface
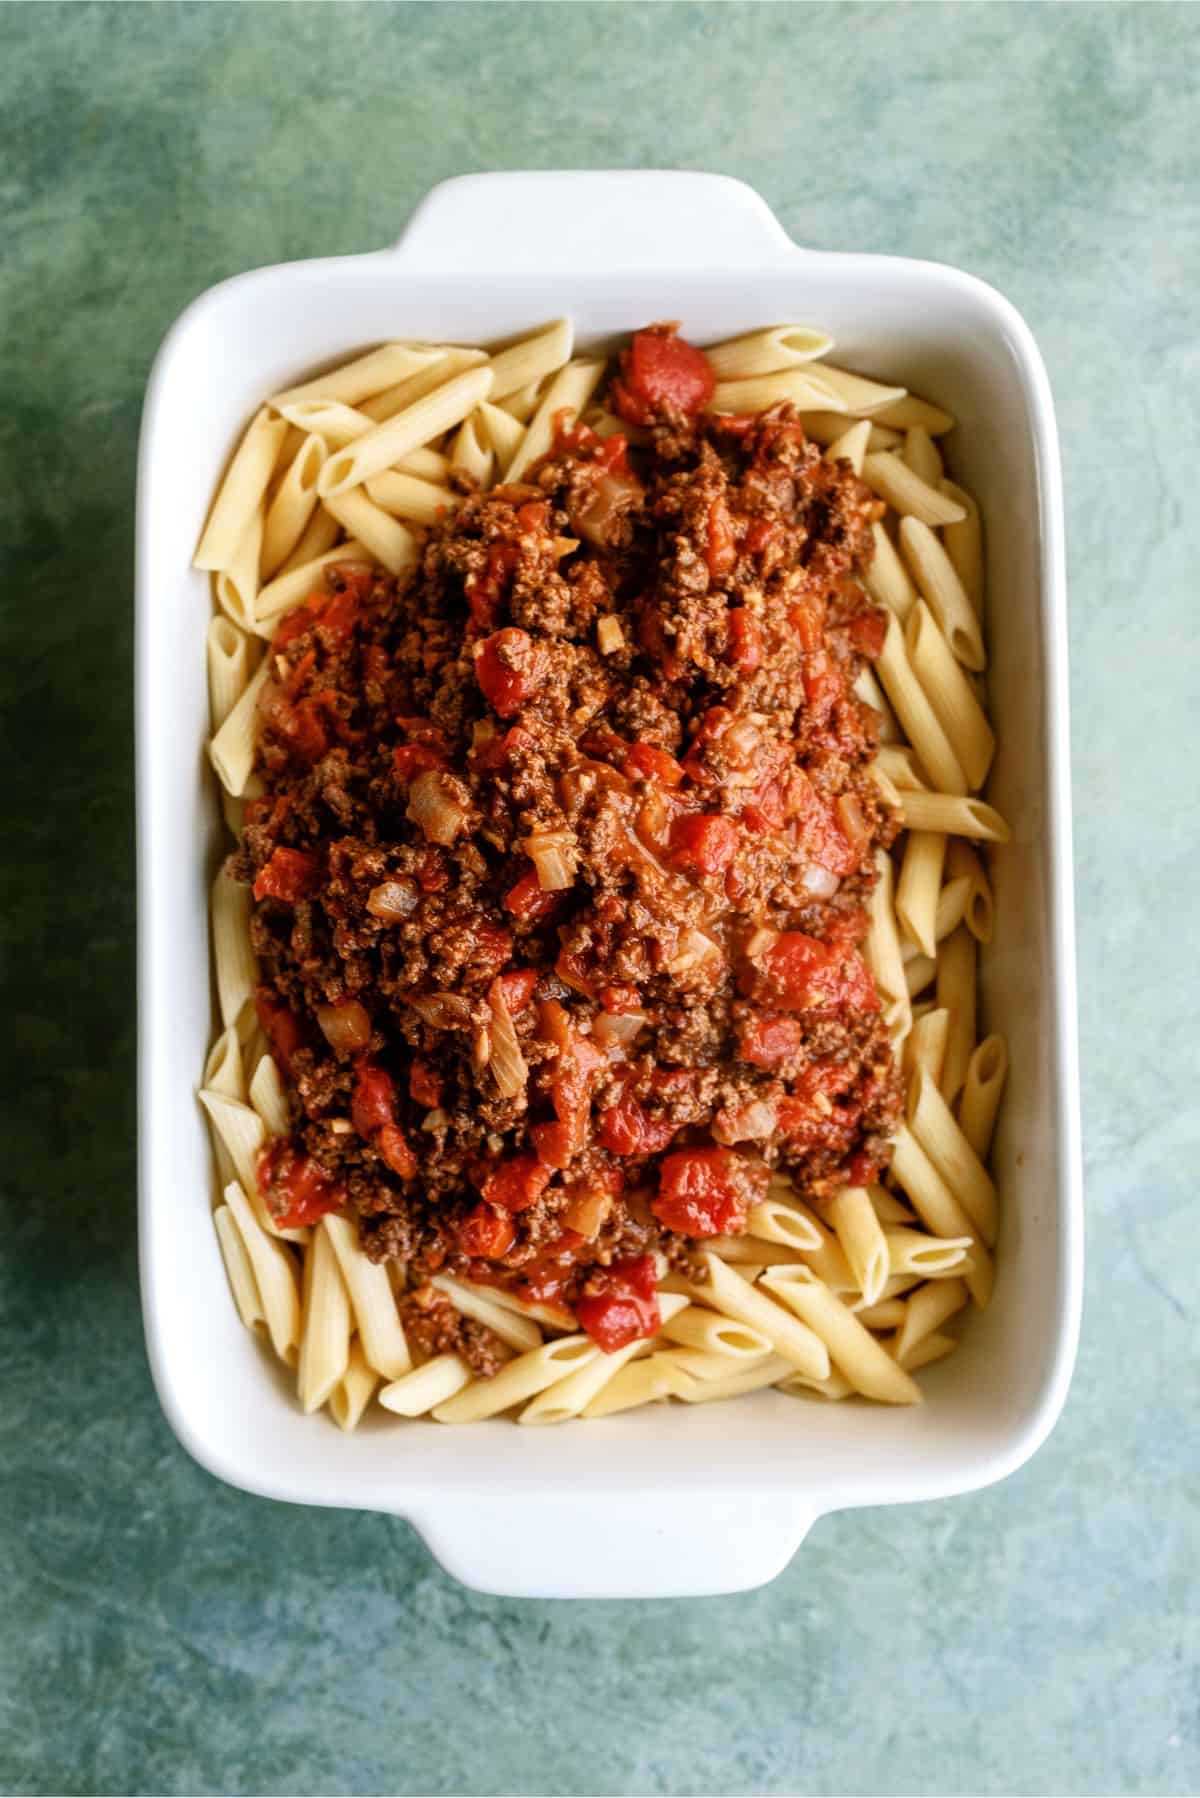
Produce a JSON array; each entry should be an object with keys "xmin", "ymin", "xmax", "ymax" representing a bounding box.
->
[{"xmin": 2, "ymin": 3, "xmax": 1198, "ymax": 1793}]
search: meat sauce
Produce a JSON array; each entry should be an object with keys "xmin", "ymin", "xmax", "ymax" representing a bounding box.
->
[{"xmin": 231, "ymin": 324, "xmax": 903, "ymax": 1367}]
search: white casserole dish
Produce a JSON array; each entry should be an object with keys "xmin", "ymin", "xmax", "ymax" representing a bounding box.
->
[{"xmin": 136, "ymin": 170, "xmax": 1082, "ymax": 1599}]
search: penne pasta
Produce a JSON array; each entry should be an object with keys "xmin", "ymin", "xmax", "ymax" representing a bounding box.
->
[
  {"xmin": 358, "ymin": 347, "xmax": 490, "ymax": 425},
  {"xmin": 582, "ymin": 1354, "xmax": 687, "ymax": 1417},
  {"xmin": 827, "ymin": 1187, "xmax": 889, "ymax": 1307},
  {"xmin": 865, "ymin": 844, "xmax": 909, "ymax": 1009},
  {"xmin": 297, "ymin": 1222, "xmax": 352, "ymax": 1414},
  {"xmin": 271, "ymin": 343, "xmax": 447, "ymax": 411},
  {"xmin": 320, "ymin": 364, "xmax": 495, "ymax": 496},
  {"xmin": 854, "ymin": 664, "xmax": 903, "ymax": 742},
  {"xmin": 704, "ymin": 323, "xmax": 834, "ymax": 379},
  {"xmin": 498, "ymin": 377, "xmax": 545, "ymax": 423},
  {"xmin": 478, "ymin": 400, "xmax": 526, "ymax": 476},
  {"xmin": 899, "ymin": 519, "xmax": 987, "ymax": 674},
  {"xmin": 206, "ymin": 616, "xmax": 259, "ymax": 734},
  {"xmin": 862, "ymin": 452, "xmax": 967, "ymax": 527},
  {"xmin": 799, "ymin": 411, "xmax": 903, "ymax": 452},
  {"xmin": 320, "ymin": 489, "xmax": 418, "ymax": 577},
  {"xmin": 904, "ymin": 952, "xmax": 937, "ymax": 998},
  {"xmin": 364, "ymin": 470, "xmax": 461, "ymax": 525},
  {"xmin": 449, "ymin": 410, "xmax": 495, "ymax": 489},
  {"xmin": 908, "ymin": 1066, "xmax": 999, "ymax": 1245},
  {"xmin": 898, "ymin": 792, "xmax": 1011, "ymax": 843},
  {"xmin": 433, "ymin": 1335, "xmax": 598, "ymax": 1423},
  {"xmin": 486, "ymin": 318, "xmax": 573, "ymax": 400},
  {"xmin": 247, "ymin": 1052, "xmax": 290, "ymax": 1139},
  {"xmin": 892, "ymin": 1277, "xmax": 968, "ymax": 1366},
  {"xmin": 329, "ymin": 1338, "xmax": 379, "ymax": 1432},
  {"xmin": 711, "ymin": 368, "xmax": 848, "ymax": 416},
  {"xmin": 671, "ymin": 1355, "xmax": 793, "ymax": 1405},
  {"xmin": 254, "ymin": 539, "xmax": 372, "ymax": 630},
  {"xmin": 946, "ymin": 838, "xmax": 995, "ymax": 941},
  {"xmin": 894, "ymin": 1329, "xmax": 957, "ymax": 1372},
  {"xmin": 745, "ymin": 1197, "xmax": 823, "ymax": 1255},
  {"xmin": 937, "ymin": 926, "xmax": 977, "ymax": 1104},
  {"xmin": 208, "ymin": 659, "xmax": 269, "ymax": 798},
  {"xmin": 873, "ymin": 743, "xmax": 927, "ymax": 791},
  {"xmin": 903, "ymin": 426, "xmax": 943, "ymax": 487},
  {"xmin": 873, "ymin": 393, "xmax": 956, "ymax": 435},
  {"xmin": 823, "ymin": 417, "xmax": 872, "ymax": 477},
  {"xmin": 215, "ymin": 510, "xmax": 265, "ymax": 633},
  {"xmin": 777, "ymin": 1367, "xmax": 855, "ymax": 1403},
  {"xmin": 203, "ymin": 1023, "xmax": 244, "ymax": 1102},
  {"xmin": 890, "ymin": 1128, "xmax": 993, "ymax": 1308},
  {"xmin": 213, "ymin": 1203, "xmax": 268, "ymax": 1338},
  {"xmin": 876, "ymin": 612, "xmax": 967, "ymax": 795},
  {"xmin": 934, "ymin": 874, "xmax": 973, "ymax": 943},
  {"xmin": 506, "ymin": 359, "xmax": 606, "ymax": 482},
  {"xmin": 896, "ymin": 830, "xmax": 947, "ymax": 958},
  {"xmin": 905, "ymin": 1006, "xmax": 950, "ymax": 1087},
  {"xmin": 195, "ymin": 409, "xmax": 288, "ymax": 571},
  {"xmin": 941, "ymin": 478, "xmax": 985, "ymax": 618},
  {"xmin": 852, "ymin": 1297, "xmax": 909, "ymax": 1332},
  {"xmin": 758, "ymin": 1267, "xmax": 921, "ymax": 1404},
  {"xmin": 698, "ymin": 1253, "xmax": 830, "ymax": 1382},
  {"xmin": 803, "ymin": 363, "xmax": 907, "ymax": 416},
  {"xmin": 209, "ymin": 870, "xmax": 257, "ymax": 1027},
  {"xmin": 379, "ymin": 1353, "xmax": 472, "ymax": 1418},
  {"xmin": 222, "ymin": 1179, "xmax": 301, "ymax": 1365},
  {"xmin": 322, "ymin": 1212, "xmax": 411, "ymax": 1380},
  {"xmin": 277, "ymin": 399, "xmax": 376, "ymax": 450},
  {"xmin": 867, "ymin": 1186, "xmax": 916, "ymax": 1227},
  {"xmin": 659, "ymin": 1305, "xmax": 774, "ymax": 1361},
  {"xmin": 958, "ymin": 1035, "xmax": 1009, "ymax": 1160},
  {"xmin": 884, "ymin": 1227, "xmax": 974, "ymax": 1278},
  {"xmin": 260, "ymin": 433, "xmax": 326, "ymax": 579},
  {"xmin": 430, "ymin": 1273, "xmax": 543, "ymax": 1353},
  {"xmin": 520, "ymin": 1293, "xmax": 688, "ymax": 1424},
  {"xmin": 864, "ymin": 519, "xmax": 919, "ymax": 622}
]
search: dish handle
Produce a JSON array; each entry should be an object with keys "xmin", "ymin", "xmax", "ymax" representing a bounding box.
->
[
  {"xmin": 390, "ymin": 170, "xmax": 797, "ymax": 274},
  {"xmin": 409, "ymin": 1491, "xmax": 817, "ymax": 1600}
]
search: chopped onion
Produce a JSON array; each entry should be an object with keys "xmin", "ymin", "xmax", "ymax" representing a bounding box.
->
[
  {"xmin": 407, "ymin": 770, "xmax": 469, "ymax": 846},
  {"xmin": 522, "ymin": 828, "xmax": 577, "ymax": 892},
  {"xmin": 487, "ymin": 981, "xmax": 528, "ymax": 1099},
  {"xmin": 367, "ymin": 877, "xmax": 420, "ymax": 921},
  {"xmin": 713, "ymin": 1099, "xmax": 778, "ymax": 1144},
  {"xmin": 744, "ymin": 926, "xmax": 780, "ymax": 960},
  {"xmin": 407, "ymin": 991, "xmax": 473, "ymax": 1029},
  {"xmin": 800, "ymin": 863, "xmax": 841, "ymax": 899},
  {"xmin": 596, "ymin": 615, "xmax": 625, "ymax": 655},
  {"xmin": 836, "ymin": 793, "xmax": 870, "ymax": 850},
  {"xmin": 667, "ymin": 928, "xmax": 724, "ymax": 976},
  {"xmin": 725, "ymin": 718, "xmax": 761, "ymax": 761},
  {"xmin": 315, "ymin": 1000, "xmax": 372, "ymax": 1053},
  {"xmin": 592, "ymin": 1010, "xmax": 648, "ymax": 1058},
  {"xmin": 562, "ymin": 1186, "xmax": 613, "ymax": 1239}
]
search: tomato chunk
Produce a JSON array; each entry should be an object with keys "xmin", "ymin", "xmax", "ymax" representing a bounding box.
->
[
  {"xmin": 351, "ymin": 1063, "xmax": 397, "ymax": 1139},
  {"xmin": 378, "ymin": 1122, "xmax": 418, "ymax": 1181},
  {"xmin": 598, "ymin": 1092, "xmax": 678, "ymax": 1157},
  {"xmin": 652, "ymin": 1146, "xmax": 747, "ymax": 1238},
  {"xmin": 624, "ymin": 742, "xmax": 685, "ymax": 787},
  {"xmin": 504, "ymin": 869, "xmax": 562, "ymax": 924},
  {"xmin": 474, "ymin": 627, "xmax": 546, "ymax": 718},
  {"xmin": 498, "ymin": 967, "xmax": 539, "ymax": 1014},
  {"xmin": 408, "ymin": 1058, "xmax": 443, "ymax": 1109},
  {"xmin": 392, "ymin": 742, "xmax": 448, "ymax": 781},
  {"xmin": 254, "ymin": 987, "xmax": 305, "ymax": 1076},
  {"xmin": 750, "ymin": 933, "xmax": 880, "ymax": 1015},
  {"xmin": 669, "ymin": 812, "xmax": 738, "ymax": 875},
  {"xmin": 611, "ymin": 326, "xmax": 715, "ymax": 426},
  {"xmin": 258, "ymin": 1141, "xmax": 343, "ymax": 1230},
  {"xmin": 482, "ymin": 1154, "xmax": 554, "ymax": 1213},
  {"xmin": 253, "ymin": 846, "xmax": 320, "ymax": 904},
  {"xmin": 847, "ymin": 609, "xmax": 888, "ymax": 658},
  {"xmin": 726, "ymin": 607, "xmax": 763, "ymax": 673},
  {"xmin": 458, "ymin": 1203, "xmax": 515, "ymax": 1260},
  {"xmin": 465, "ymin": 541, "xmax": 519, "ymax": 630},
  {"xmin": 576, "ymin": 1254, "xmax": 661, "ymax": 1352},
  {"xmin": 737, "ymin": 1012, "xmax": 805, "ymax": 1070},
  {"xmin": 706, "ymin": 497, "xmax": 737, "ymax": 581}
]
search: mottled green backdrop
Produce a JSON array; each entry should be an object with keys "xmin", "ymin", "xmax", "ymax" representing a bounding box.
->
[{"xmin": 2, "ymin": 4, "xmax": 1198, "ymax": 1795}]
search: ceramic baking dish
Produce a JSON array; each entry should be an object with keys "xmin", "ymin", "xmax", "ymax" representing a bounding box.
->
[{"xmin": 136, "ymin": 170, "xmax": 1082, "ymax": 1598}]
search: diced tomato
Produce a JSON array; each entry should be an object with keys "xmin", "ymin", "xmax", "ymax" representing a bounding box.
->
[
  {"xmin": 273, "ymin": 592, "xmax": 327, "ymax": 647},
  {"xmin": 752, "ymin": 933, "xmax": 881, "ymax": 1015},
  {"xmin": 471, "ymin": 724, "xmax": 534, "ymax": 772},
  {"xmin": 258, "ymin": 683, "xmax": 331, "ymax": 767},
  {"xmin": 726, "ymin": 607, "xmax": 763, "ymax": 672},
  {"xmin": 737, "ymin": 1012, "xmax": 805, "ymax": 1070},
  {"xmin": 498, "ymin": 967, "xmax": 539, "ymax": 1014},
  {"xmin": 529, "ymin": 1120, "xmax": 575, "ymax": 1168},
  {"xmin": 518, "ymin": 500, "xmax": 550, "ymax": 531},
  {"xmin": 532, "ymin": 1002, "xmax": 605, "ymax": 1168},
  {"xmin": 624, "ymin": 742, "xmax": 685, "ymax": 787},
  {"xmin": 742, "ymin": 776, "xmax": 786, "ymax": 834},
  {"xmin": 776, "ymin": 1060, "xmax": 860, "ymax": 1153},
  {"xmin": 555, "ymin": 946, "xmax": 596, "ymax": 997},
  {"xmin": 598, "ymin": 983, "xmax": 641, "ymax": 1015},
  {"xmin": 319, "ymin": 587, "xmax": 362, "ymax": 638},
  {"xmin": 847, "ymin": 608, "xmax": 888, "ymax": 658},
  {"xmin": 378, "ymin": 1123, "xmax": 417, "ymax": 1181},
  {"xmin": 458, "ymin": 1203, "xmax": 516, "ymax": 1260},
  {"xmin": 652, "ymin": 1146, "xmax": 747, "ymax": 1238},
  {"xmin": 258, "ymin": 1141, "xmax": 343, "ymax": 1230},
  {"xmin": 253, "ymin": 846, "xmax": 320, "ymax": 904},
  {"xmin": 669, "ymin": 812, "xmax": 738, "ymax": 875},
  {"xmin": 504, "ymin": 869, "xmax": 563, "ymax": 924},
  {"xmin": 481, "ymin": 1154, "xmax": 553, "ymax": 1213},
  {"xmin": 465, "ymin": 541, "xmax": 520, "ymax": 630},
  {"xmin": 408, "ymin": 1058, "xmax": 443, "ymax": 1109},
  {"xmin": 743, "ymin": 516, "xmax": 781, "ymax": 559},
  {"xmin": 680, "ymin": 705, "xmax": 733, "ymax": 781},
  {"xmin": 474, "ymin": 627, "xmax": 547, "ymax": 718},
  {"xmin": 254, "ymin": 987, "xmax": 305, "ymax": 1075},
  {"xmin": 706, "ymin": 497, "xmax": 737, "ymax": 581},
  {"xmin": 846, "ymin": 1150, "xmax": 880, "ymax": 1187},
  {"xmin": 597, "ymin": 1092, "xmax": 679, "ymax": 1157},
  {"xmin": 611, "ymin": 326, "xmax": 715, "ymax": 426},
  {"xmin": 576, "ymin": 1254, "xmax": 661, "ymax": 1352},
  {"xmin": 790, "ymin": 773, "xmax": 861, "ymax": 877},
  {"xmin": 392, "ymin": 742, "xmax": 448, "ymax": 780},
  {"xmin": 351, "ymin": 1064, "xmax": 397, "ymax": 1138}
]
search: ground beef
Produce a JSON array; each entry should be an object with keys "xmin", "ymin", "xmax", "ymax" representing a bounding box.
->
[{"xmin": 236, "ymin": 326, "xmax": 903, "ymax": 1334}]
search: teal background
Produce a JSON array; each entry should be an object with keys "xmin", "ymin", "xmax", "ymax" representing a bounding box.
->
[{"xmin": 2, "ymin": 3, "xmax": 1198, "ymax": 1793}]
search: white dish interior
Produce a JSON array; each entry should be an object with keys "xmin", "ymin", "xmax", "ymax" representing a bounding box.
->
[{"xmin": 137, "ymin": 172, "xmax": 1082, "ymax": 1598}]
